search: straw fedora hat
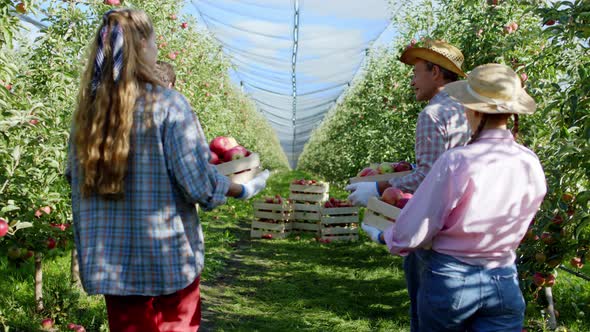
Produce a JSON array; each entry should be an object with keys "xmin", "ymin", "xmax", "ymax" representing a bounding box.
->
[
  {"xmin": 444, "ymin": 63, "xmax": 536, "ymax": 115},
  {"xmin": 400, "ymin": 39, "xmax": 466, "ymax": 77}
]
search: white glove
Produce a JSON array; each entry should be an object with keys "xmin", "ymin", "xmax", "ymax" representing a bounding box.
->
[
  {"xmin": 345, "ymin": 182, "xmax": 379, "ymax": 207},
  {"xmin": 362, "ymin": 222, "xmax": 385, "ymax": 245},
  {"xmin": 238, "ymin": 170, "xmax": 270, "ymax": 200}
]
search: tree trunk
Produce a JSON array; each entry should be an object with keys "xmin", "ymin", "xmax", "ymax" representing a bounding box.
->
[
  {"xmin": 34, "ymin": 252, "xmax": 43, "ymax": 312},
  {"xmin": 544, "ymin": 286, "xmax": 557, "ymax": 329},
  {"xmin": 71, "ymin": 248, "xmax": 81, "ymax": 287}
]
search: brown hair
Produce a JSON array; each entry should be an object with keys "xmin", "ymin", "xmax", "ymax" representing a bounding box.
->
[
  {"xmin": 467, "ymin": 113, "xmax": 519, "ymax": 144},
  {"xmin": 426, "ymin": 61, "xmax": 459, "ymax": 83},
  {"xmin": 156, "ymin": 60, "xmax": 176, "ymax": 87},
  {"xmin": 73, "ymin": 9, "xmax": 160, "ymax": 197}
]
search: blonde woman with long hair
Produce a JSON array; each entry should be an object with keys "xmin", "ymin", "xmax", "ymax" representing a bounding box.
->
[{"xmin": 66, "ymin": 8, "xmax": 268, "ymax": 331}]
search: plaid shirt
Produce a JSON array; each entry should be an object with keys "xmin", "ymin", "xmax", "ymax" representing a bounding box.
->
[
  {"xmin": 66, "ymin": 85, "xmax": 230, "ymax": 296},
  {"xmin": 389, "ymin": 91, "xmax": 470, "ymax": 193}
]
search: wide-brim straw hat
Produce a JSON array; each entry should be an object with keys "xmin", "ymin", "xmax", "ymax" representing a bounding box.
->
[
  {"xmin": 444, "ymin": 63, "xmax": 536, "ymax": 115},
  {"xmin": 400, "ymin": 39, "xmax": 466, "ymax": 77}
]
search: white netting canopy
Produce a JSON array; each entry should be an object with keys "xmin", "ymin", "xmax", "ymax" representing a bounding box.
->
[{"xmin": 190, "ymin": 0, "xmax": 393, "ymax": 168}]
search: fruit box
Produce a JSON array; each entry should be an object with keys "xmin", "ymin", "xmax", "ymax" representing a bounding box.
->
[
  {"xmin": 320, "ymin": 206, "xmax": 360, "ymax": 241},
  {"xmin": 291, "ymin": 203, "xmax": 321, "ymax": 233},
  {"xmin": 215, "ymin": 153, "xmax": 261, "ymax": 184},
  {"xmin": 349, "ymin": 170, "xmax": 411, "ymax": 184},
  {"xmin": 289, "ymin": 182, "xmax": 329, "ymax": 203},
  {"xmin": 362, "ymin": 197, "xmax": 401, "ymax": 231},
  {"xmin": 251, "ymin": 201, "xmax": 293, "ymax": 239},
  {"xmin": 252, "ymin": 201, "xmax": 293, "ymax": 222}
]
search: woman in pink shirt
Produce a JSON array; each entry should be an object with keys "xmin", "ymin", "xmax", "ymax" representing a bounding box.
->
[{"xmin": 362, "ymin": 63, "xmax": 547, "ymax": 331}]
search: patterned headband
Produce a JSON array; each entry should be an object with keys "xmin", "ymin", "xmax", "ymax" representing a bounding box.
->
[{"xmin": 91, "ymin": 10, "xmax": 124, "ymax": 96}]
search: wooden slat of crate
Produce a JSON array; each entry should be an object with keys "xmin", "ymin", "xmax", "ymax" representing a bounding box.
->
[
  {"xmin": 216, "ymin": 153, "xmax": 260, "ymax": 176},
  {"xmin": 367, "ymin": 197, "xmax": 401, "ymax": 219},
  {"xmin": 289, "ymin": 193, "xmax": 328, "ymax": 203},
  {"xmin": 349, "ymin": 170, "xmax": 411, "ymax": 184},
  {"xmin": 289, "ymin": 183, "xmax": 329, "ymax": 193},
  {"xmin": 294, "ymin": 211, "xmax": 321, "ymax": 221},
  {"xmin": 250, "ymin": 229, "xmax": 290, "ymax": 239},
  {"xmin": 321, "ymin": 226, "xmax": 358, "ymax": 236},
  {"xmin": 321, "ymin": 215, "xmax": 359, "ymax": 224},
  {"xmin": 252, "ymin": 202, "xmax": 292, "ymax": 212},
  {"xmin": 363, "ymin": 210, "xmax": 395, "ymax": 231},
  {"xmin": 229, "ymin": 167, "xmax": 261, "ymax": 184},
  {"xmin": 251, "ymin": 220, "xmax": 290, "ymax": 232},
  {"xmin": 320, "ymin": 206, "xmax": 358, "ymax": 216},
  {"xmin": 294, "ymin": 203, "xmax": 322, "ymax": 212},
  {"xmin": 321, "ymin": 234, "xmax": 359, "ymax": 242},
  {"xmin": 291, "ymin": 222, "xmax": 320, "ymax": 232},
  {"xmin": 253, "ymin": 211, "xmax": 291, "ymax": 221}
]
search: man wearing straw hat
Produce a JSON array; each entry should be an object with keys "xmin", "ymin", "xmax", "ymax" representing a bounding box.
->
[{"xmin": 347, "ymin": 39, "xmax": 471, "ymax": 332}]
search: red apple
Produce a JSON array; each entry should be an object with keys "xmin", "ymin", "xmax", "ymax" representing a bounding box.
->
[
  {"xmin": 29, "ymin": 119, "xmax": 39, "ymax": 125},
  {"xmin": 0, "ymin": 218, "xmax": 8, "ymax": 237},
  {"xmin": 394, "ymin": 161, "xmax": 412, "ymax": 172},
  {"xmin": 47, "ymin": 238, "xmax": 57, "ymax": 250},
  {"xmin": 262, "ymin": 233, "xmax": 273, "ymax": 239},
  {"xmin": 551, "ymin": 214, "xmax": 563, "ymax": 225},
  {"xmin": 168, "ymin": 52, "xmax": 177, "ymax": 60},
  {"xmin": 41, "ymin": 318, "xmax": 53, "ymax": 330},
  {"xmin": 209, "ymin": 151, "xmax": 220, "ymax": 164},
  {"xmin": 545, "ymin": 273, "xmax": 555, "ymax": 287},
  {"xmin": 541, "ymin": 232, "xmax": 556, "ymax": 245},
  {"xmin": 103, "ymin": 0, "xmax": 121, "ymax": 5},
  {"xmin": 16, "ymin": 2, "xmax": 26, "ymax": 14},
  {"xmin": 570, "ymin": 257, "xmax": 584, "ymax": 269},
  {"xmin": 209, "ymin": 136, "xmax": 239, "ymax": 155},
  {"xmin": 181, "ymin": 22, "xmax": 188, "ymax": 29},
  {"xmin": 358, "ymin": 167, "xmax": 378, "ymax": 177},
  {"xmin": 544, "ymin": 19, "xmax": 556, "ymax": 26},
  {"xmin": 382, "ymin": 187, "xmax": 403, "ymax": 206},
  {"xmin": 5, "ymin": 84, "xmax": 12, "ymax": 91},
  {"xmin": 520, "ymin": 72, "xmax": 528, "ymax": 83},
  {"xmin": 532, "ymin": 272, "xmax": 546, "ymax": 287},
  {"xmin": 395, "ymin": 198, "xmax": 410, "ymax": 209},
  {"xmin": 169, "ymin": 14, "xmax": 177, "ymax": 20},
  {"xmin": 223, "ymin": 145, "xmax": 248, "ymax": 161},
  {"xmin": 41, "ymin": 206, "xmax": 51, "ymax": 214}
]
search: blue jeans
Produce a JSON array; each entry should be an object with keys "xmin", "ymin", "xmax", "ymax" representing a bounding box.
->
[
  {"xmin": 415, "ymin": 250, "xmax": 525, "ymax": 332},
  {"xmin": 403, "ymin": 252, "xmax": 422, "ymax": 332}
]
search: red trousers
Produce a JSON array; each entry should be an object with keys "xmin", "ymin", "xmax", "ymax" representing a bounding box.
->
[{"xmin": 104, "ymin": 277, "xmax": 201, "ymax": 332}]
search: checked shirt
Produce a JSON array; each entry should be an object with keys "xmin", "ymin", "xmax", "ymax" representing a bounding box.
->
[{"xmin": 66, "ymin": 85, "xmax": 230, "ymax": 296}]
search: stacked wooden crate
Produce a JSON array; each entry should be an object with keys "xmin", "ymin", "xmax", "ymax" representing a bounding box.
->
[
  {"xmin": 289, "ymin": 181, "xmax": 329, "ymax": 234},
  {"xmin": 320, "ymin": 204, "xmax": 359, "ymax": 242},
  {"xmin": 250, "ymin": 198, "xmax": 293, "ymax": 239}
]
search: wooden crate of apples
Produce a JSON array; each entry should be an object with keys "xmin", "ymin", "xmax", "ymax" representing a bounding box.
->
[
  {"xmin": 289, "ymin": 179, "xmax": 329, "ymax": 233},
  {"xmin": 289, "ymin": 179, "xmax": 329, "ymax": 203},
  {"xmin": 251, "ymin": 195, "xmax": 293, "ymax": 239},
  {"xmin": 363, "ymin": 187, "xmax": 413, "ymax": 231},
  {"xmin": 349, "ymin": 161, "xmax": 413, "ymax": 184},
  {"xmin": 209, "ymin": 136, "xmax": 261, "ymax": 184},
  {"xmin": 319, "ymin": 198, "xmax": 359, "ymax": 242}
]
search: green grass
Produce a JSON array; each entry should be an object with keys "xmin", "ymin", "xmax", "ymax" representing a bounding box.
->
[{"xmin": 1, "ymin": 170, "xmax": 589, "ymax": 331}]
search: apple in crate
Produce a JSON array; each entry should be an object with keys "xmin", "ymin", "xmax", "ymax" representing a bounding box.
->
[
  {"xmin": 209, "ymin": 136, "xmax": 238, "ymax": 155},
  {"xmin": 395, "ymin": 193, "xmax": 413, "ymax": 209},
  {"xmin": 377, "ymin": 162, "xmax": 394, "ymax": 174},
  {"xmin": 223, "ymin": 145, "xmax": 248, "ymax": 161},
  {"xmin": 358, "ymin": 167, "xmax": 378, "ymax": 177},
  {"xmin": 381, "ymin": 187, "xmax": 403, "ymax": 206},
  {"xmin": 209, "ymin": 151, "xmax": 221, "ymax": 165},
  {"xmin": 394, "ymin": 161, "xmax": 412, "ymax": 172}
]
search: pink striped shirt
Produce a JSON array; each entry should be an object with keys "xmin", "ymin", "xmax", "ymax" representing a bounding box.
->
[{"xmin": 384, "ymin": 129, "xmax": 547, "ymax": 268}]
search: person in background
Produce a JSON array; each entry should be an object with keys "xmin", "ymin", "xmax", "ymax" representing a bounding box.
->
[
  {"xmin": 347, "ymin": 39, "xmax": 471, "ymax": 332},
  {"xmin": 155, "ymin": 60, "xmax": 176, "ymax": 88},
  {"xmin": 66, "ymin": 8, "xmax": 269, "ymax": 331},
  {"xmin": 362, "ymin": 63, "xmax": 547, "ymax": 331}
]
